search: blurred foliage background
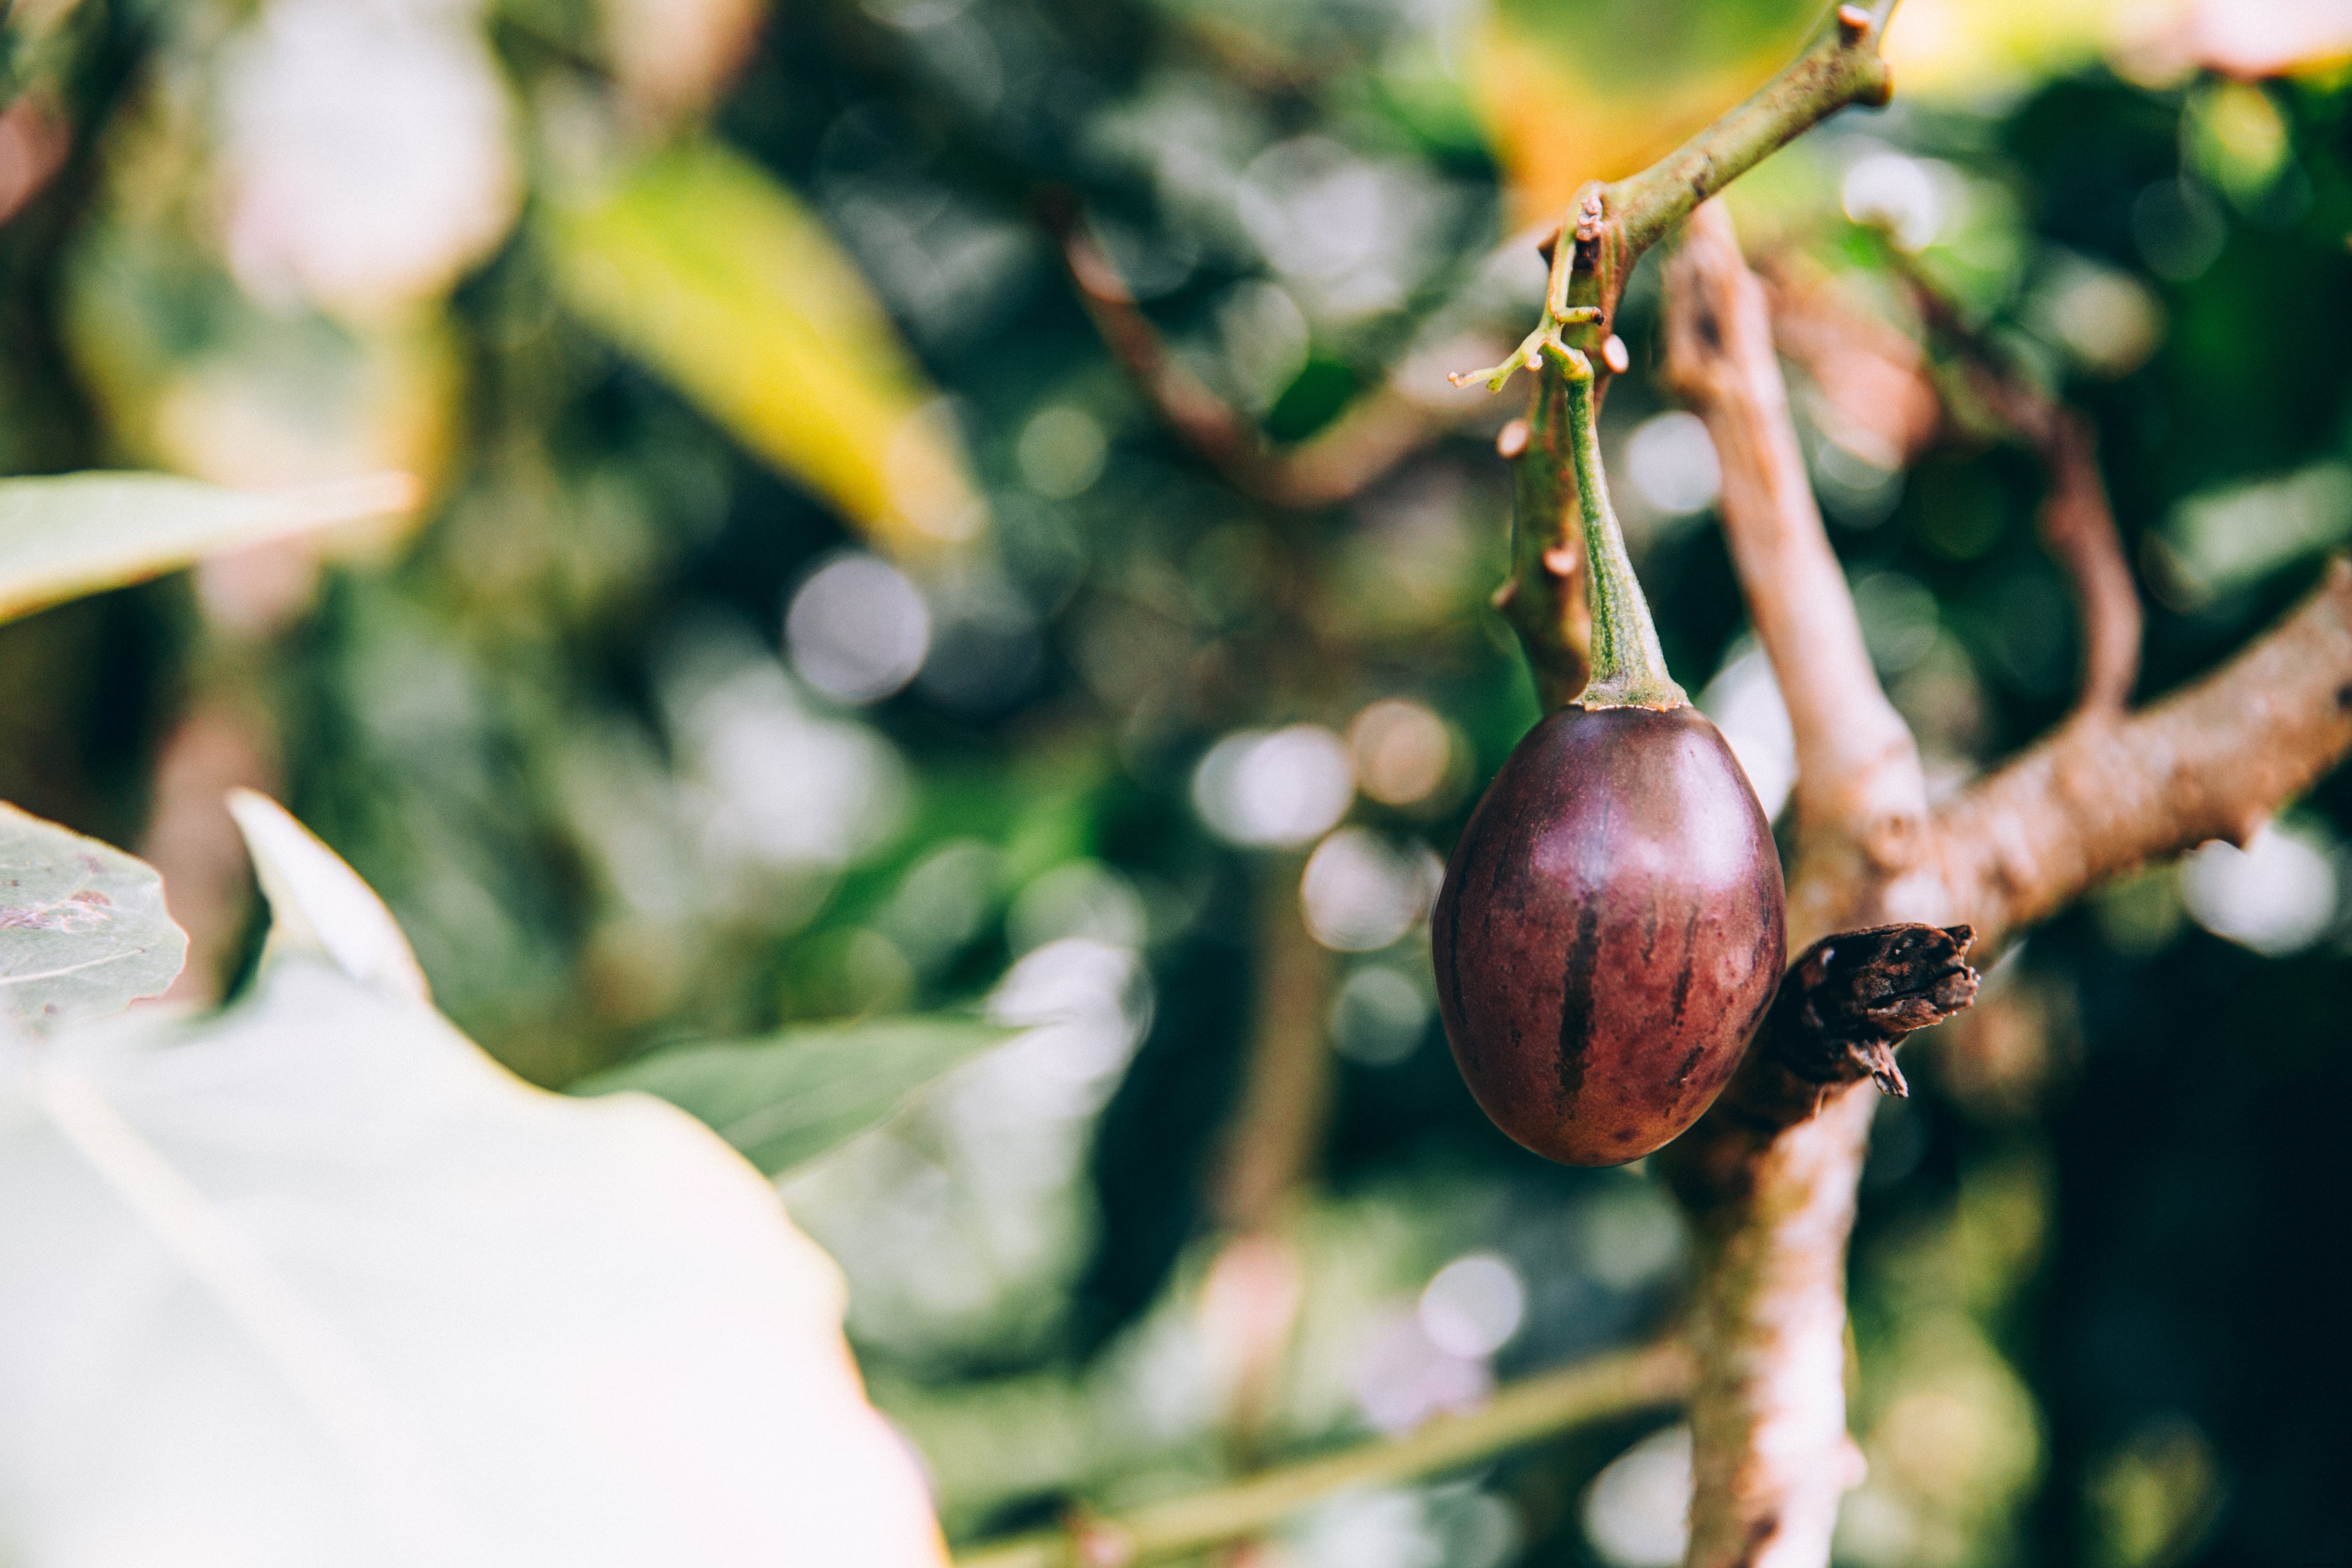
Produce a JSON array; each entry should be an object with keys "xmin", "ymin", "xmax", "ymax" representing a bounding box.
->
[{"xmin": 3, "ymin": 0, "xmax": 2349, "ymax": 1561}]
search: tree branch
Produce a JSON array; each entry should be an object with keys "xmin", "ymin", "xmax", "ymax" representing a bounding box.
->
[
  {"xmin": 1663, "ymin": 924, "xmax": 1977, "ymax": 1215},
  {"xmin": 1930, "ymin": 559, "xmax": 2352, "ymax": 947},
  {"xmin": 1894, "ymin": 261, "xmax": 2144, "ymax": 714},
  {"xmin": 1655, "ymin": 920, "xmax": 1975, "ymax": 1568},
  {"xmin": 1657, "ymin": 206, "xmax": 2352, "ymax": 1568},
  {"xmin": 1662, "ymin": 201, "xmax": 1929, "ymax": 937},
  {"xmin": 951, "ymin": 1340, "xmax": 1693, "ymax": 1568},
  {"xmin": 2030, "ymin": 408, "xmax": 2141, "ymax": 714},
  {"xmin": 1465, "ymin": 0, "xmax": 1901, "ymax": 710},
  {"xmin": 1755, "ymin": 256, "xmax": 1942, "ymax": 473},
  {"xmin": 1046, "ymin": 203, "xmax": 1450, "ymax": 510},
  {"xmin": 1582, "ymin": 2, "xmax": 1898, "ymax": 266}
]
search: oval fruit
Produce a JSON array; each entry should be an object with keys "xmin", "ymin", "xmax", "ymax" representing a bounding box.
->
[{"xmin": 1431, "ymin": 703, "xmax": 1785, "ymax": 1166}]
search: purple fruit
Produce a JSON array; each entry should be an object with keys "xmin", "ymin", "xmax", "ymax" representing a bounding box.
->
[{"xmin": 1431, "ymin": 703, "xmax": 1785, "ymax": 1165}]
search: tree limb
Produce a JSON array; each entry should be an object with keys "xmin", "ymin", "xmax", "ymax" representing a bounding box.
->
[
  {"xmin": 1446, "ymin": 0, "xmax": 1902, "ymax": 708},
  {"xmin": 2030, "ymin": 408, "xmax": 2142, "ymax": 714},
  {"xmin": 1895, "ymin": 260, "xmax": 2144, "ymax": 714},
  {"xmin": 1658, "ymin": 205, "xmax": 2352, "ymax": 1568},
  {"xmin": 1663, "ymin": 924, "xmax": 1977, "ymax": 1215},
  {"xmin": 1663, "ymin": 201, "xmax": 1928, "ymax": 902},
  {"xmin": 1931, "ymin": 560, "xmax": 2352, "ymax": 946},
  {"xmin": 1046, "ymin": 202, "xmax": 1449, "ymax": 511}
]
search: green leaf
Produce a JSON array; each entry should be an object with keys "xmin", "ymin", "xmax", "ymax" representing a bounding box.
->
[
  {"xmin": 576, "ymin": 1015, "xmax": 1019, "ymax": 1176},
  {"xmin": 0, "ymin": 962, "xmax": 951, "ymax": 1566},
  {"xmin": 540, "ymin": 139, "xmax": 983, "ymax": 557},
  {"xmin": 227, "ymin": 788, "xmax": 430, "ymax": 1002},
  {"xmin": 0, "ymin": 802, "xmax": 187, "ymax": 1031},
  {"xmin": 0, "ymin": 471, "xmax": 417, "ymax": 626}
]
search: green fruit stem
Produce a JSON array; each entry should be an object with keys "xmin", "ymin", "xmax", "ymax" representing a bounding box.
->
[{"xmin": 1554, "ymin": 345, "xmax": 1687, "ymax": 710}]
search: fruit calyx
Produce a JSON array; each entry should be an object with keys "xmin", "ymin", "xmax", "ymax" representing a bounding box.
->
[{"xmin": 1549, "ymin": 340, "xmax": 1687, "ymax": 712}]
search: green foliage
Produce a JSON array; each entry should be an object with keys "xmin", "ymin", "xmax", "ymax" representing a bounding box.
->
[{"xmin": 577, "ymin": 1014, "xmax": 1017, "ymax": 1176}]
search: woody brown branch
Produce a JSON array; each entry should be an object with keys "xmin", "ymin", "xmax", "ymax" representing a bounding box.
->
[
  {"xmin": 1661, "ymin": 197, "xmax": 2352, "ymax": 1568},
  {"xmin": 1662, "ymin": 202, "xmax": 1929, "ymax": 917},
  {"xmin": 1896, "ymin": 258, "xmax": 2144, "ymax": 712},
  {"xmin": 1045, "ymin": 201, "xmax": 1442, "ymax": 510},
  {"xmin": 1761, "ymin": 252, "xmax": 2143, "ymax": 715},
  {"xmin": 1930, "ymin": 560, "xmax": 2352, "ymax": 942},
  {"xmin": 1663, "ymin": 923, "xmax": 1977, "ymax": 1214},
  {"xmin": 2030, "ymin": 409, "xmax": 2141, "ymax": 712}
]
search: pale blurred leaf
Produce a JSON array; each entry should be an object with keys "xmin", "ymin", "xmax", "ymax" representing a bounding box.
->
[
  {"xmin": 542, "ymin": 139, "xmax": 983, "ymax": 555},
  {"xmin": 0, "ymin": 471, "xmax": 418, "ymax": 625},
  {"xmin": 577, "ymin": 1015, "xmax": 1017, "ymax": 1175},
  {"xmin": 226, "ymin": 788, "xmax": 429, "ymax": 1002},
  {"xmin": 0, "ymin": 958, "xmax": 950, "ymax": 1567},
  {"xmin": 0, "ymin": 802, "xmax": 186, "ymax": 1032}
]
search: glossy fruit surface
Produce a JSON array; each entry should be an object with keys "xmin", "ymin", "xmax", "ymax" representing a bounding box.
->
[{"xmin": 1431, "ymin": 703, "xmax": 1785, "ymax": 1166}]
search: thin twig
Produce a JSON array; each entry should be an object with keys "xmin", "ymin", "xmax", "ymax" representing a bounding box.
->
[
  {"xmin": 1755, "ymin": 253, "xmax": 1942, "ymax": 471},
  {"xmin": 2030, "ymin": 409, "xmax": 2141, "ymax": 712},
  {"xmin": 1200, "ymin": 861, "xmax": 1337, "ymax": 1468},
  {"xmin": 1214, "ymin": 861, "xmax": 1336, "ymax": 1231},
  {"xmin": 1470, "ymin": 0, "xmax": 1902, "ymax": 709},
  {"xmin": 1045, "ymin": 202, "xmax": 1447, "ymax": 511},
  {"xmin": 1892, "ymin": 260, "xmax": 2144, "ymax": 713},
  {"xmin": 950, "ymin": 1340, "xmax": 1693, "ymax": 1568}
]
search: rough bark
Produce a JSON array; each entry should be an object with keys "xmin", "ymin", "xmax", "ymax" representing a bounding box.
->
[
  {"xmin": 1661, "ymin": 197, "xmax": 2352, "ymax": 1568},
  {"xmin": 1930, "ymin": 566, "xmax": 2352, "ymax": 942}
]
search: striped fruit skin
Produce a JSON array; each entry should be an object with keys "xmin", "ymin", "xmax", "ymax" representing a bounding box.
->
[{"xmin": 1431, "ymin": 704, "xmax": 1785, "ymax": 1166}]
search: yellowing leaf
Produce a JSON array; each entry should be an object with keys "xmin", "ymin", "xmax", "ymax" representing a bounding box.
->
[
  {"xmin": 0, "ymin": 471, "xmax": 418, "ymax": 625},
  {"xmin": 544, "ymin": 140, "xmax": 983, "ymax": 556}
]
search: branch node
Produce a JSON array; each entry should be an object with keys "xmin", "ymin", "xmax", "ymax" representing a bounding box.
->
[
  {"xmin": 1574, "ymin": 187, "xmax": 1605, "ymax": 245},
  {"xmin": 1836, "ymin": 4, "xmax": 1872, "ymax": 44},
  {"xmin": 1776, "ymin": 923, "xmax": 1978, "ymax": 1088},
  {"xmin": 1662, "ymin": 922, "xmax": 1978, "ymax": 1215}
]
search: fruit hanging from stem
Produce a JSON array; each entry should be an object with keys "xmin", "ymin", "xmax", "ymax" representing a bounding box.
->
[{"xmin": 1433, "ymin": 342, "xmax": 1785, "ymax": 1166}]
